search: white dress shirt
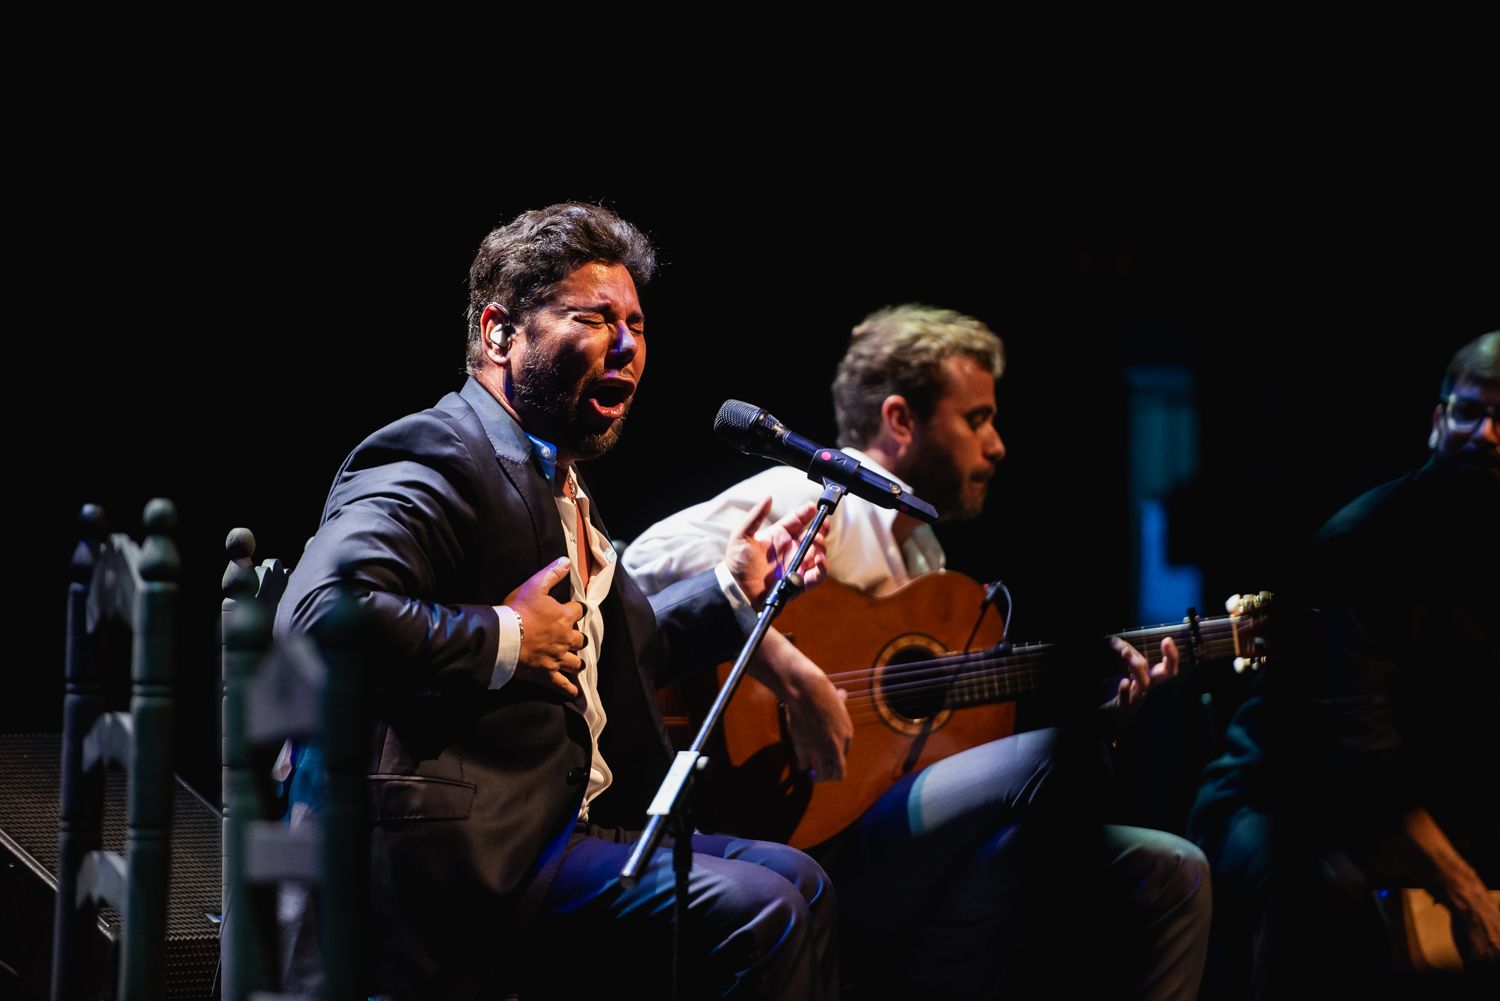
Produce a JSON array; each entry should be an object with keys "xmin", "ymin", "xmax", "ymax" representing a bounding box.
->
[
  {"xmin": 487, "ymin": 464, "xmax": 618, "ymax": 819},
  {"xmin": 624, "ymin": 448, "xmax": 944, "ymax": 598}
]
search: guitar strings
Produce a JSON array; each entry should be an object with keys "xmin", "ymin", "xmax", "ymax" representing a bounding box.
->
[
  {"xmin": 820, "ymin": 623, "xmax": 1241, "ymax": 689},
  {"xmin": 832, "ymin": 645, "xmax": 1242, "ymax": 711},
  {"xmin": 815, "ymin": 619, "xmax": 1244, "ymax": 689},
  {"xmin": 823, "ymin": 622, "xmax": 1246, "ymax": 717}
]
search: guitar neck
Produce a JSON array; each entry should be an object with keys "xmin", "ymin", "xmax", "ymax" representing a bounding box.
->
[
  {"xmin": 1114, "ymin": 618, "xmax": 1244, "ymax": 666},
  {"xmin": 927, "ymin": 613, "xmax": 1250, "ymax": 709},
  {"xmin": 945, "ymin": 641, "xmax": 1057, "ymax": 707}
]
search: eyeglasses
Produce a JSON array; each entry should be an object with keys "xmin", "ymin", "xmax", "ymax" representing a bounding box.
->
[{"xmin": 1442, "ymin": 395, "xmax": 1499, "ymax": 433}]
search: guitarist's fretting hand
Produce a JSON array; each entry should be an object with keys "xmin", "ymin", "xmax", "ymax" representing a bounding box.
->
[{"xmin": 1107, "ymin": 635, "xmax": 1180, "ymax": 723}]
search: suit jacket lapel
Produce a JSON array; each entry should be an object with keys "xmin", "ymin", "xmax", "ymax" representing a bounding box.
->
[
  {"xmin": 443, "ymin": 378, "xmax": 570, "ymax": 579},
  {"xmin": 443, "ymin": 380, "xmax": 593, "ymax": 730}
]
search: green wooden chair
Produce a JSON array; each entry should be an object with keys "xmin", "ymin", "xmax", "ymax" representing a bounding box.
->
[
  {"xmin": 53, "ymin": 500, "xmax": 178, "ymax": 1001},
  {"xmin": 221, "ymin": 530, "xmax": 369, "ymax": 1001}
]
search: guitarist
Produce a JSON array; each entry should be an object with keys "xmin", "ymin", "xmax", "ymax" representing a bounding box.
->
[{"xmin": 625, "ymin": 305, "xmax": 1211, "ymax": 999}]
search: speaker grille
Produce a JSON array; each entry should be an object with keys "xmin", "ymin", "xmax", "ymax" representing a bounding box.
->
[{"xmin": 0, "ymin": 733, "xmax": 220, "ymax": 998}]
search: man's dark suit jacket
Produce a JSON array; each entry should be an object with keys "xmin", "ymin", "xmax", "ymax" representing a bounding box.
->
[{"xmin": 276, "ymin": 377, "xmax": 743, "ymax": 998}]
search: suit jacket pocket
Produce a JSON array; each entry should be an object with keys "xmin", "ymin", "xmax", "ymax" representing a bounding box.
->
[{"xmin": 369, "ymin": 773, "xmax": 476, "ymax": 821}]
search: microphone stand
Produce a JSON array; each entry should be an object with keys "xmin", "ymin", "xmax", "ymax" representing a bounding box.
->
[{"xmin": 620, "ymin": 472, "xmax": 851, "ymax": 1000}]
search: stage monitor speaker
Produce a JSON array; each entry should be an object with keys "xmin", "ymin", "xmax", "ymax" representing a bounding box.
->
[{"xmin": 0, "ymin": 733, "xmax": 221, "ymax": 1000}]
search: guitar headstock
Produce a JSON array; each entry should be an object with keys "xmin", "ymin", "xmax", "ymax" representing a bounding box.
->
[{"xmin": 1224, "ymin": 591, "xmax": 1273, "ymax": 673}]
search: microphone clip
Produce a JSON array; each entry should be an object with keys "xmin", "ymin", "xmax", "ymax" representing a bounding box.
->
[{"xmin": 808, "ymin": 447, "xmax": 861, "ymax": 486}]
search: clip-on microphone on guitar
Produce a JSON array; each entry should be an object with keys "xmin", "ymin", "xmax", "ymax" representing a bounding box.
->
[
  {"xmin": 620, "ymin": 400, "xmax": 941, "ymax": 991},
  {"xmin": 969, "ymin": 579, "xmax": 1013, "ymax": 653}
]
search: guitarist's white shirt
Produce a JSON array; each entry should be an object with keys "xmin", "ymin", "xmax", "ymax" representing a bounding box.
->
[{"xmin": 625, "ymin": 448, "xmax": 945, "ymax": 599}]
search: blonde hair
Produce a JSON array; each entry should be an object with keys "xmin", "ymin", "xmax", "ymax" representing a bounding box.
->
[{"xmin": 832, "ymin": 304, "xmax": 1005, "ymax": 447}]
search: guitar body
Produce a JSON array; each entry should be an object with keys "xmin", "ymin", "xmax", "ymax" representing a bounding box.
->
[{"xmin": 661, "ymin": 571, "xmax": 1011, "ymax": 849}]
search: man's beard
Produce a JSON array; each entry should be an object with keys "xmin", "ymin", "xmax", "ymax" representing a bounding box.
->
[
  {"xmin": 1433, "ymin": 444, "xmax": 1500, "ymax": 491},
  {"xmin": 905, "ymin": 446, "xmax": 989, "ymax": 522},
  {"xmin": 511, "ymin": 349, "xmax": 633, "ymax": 461}
]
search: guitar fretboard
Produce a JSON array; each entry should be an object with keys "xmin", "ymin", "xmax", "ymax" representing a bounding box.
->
[{"xmin": 838, "ymin": 613, "xmax": 1255, "ymax": 710}]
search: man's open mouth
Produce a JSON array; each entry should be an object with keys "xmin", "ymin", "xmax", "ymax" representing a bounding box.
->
[{"xmin": 585, "ymin": 380, "xmax": 634, "ymax": 420}]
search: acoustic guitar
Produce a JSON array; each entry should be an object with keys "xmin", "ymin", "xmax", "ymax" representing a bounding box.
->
[{"xmin": 659, "ymin": 571, "xmax": 1270, "ymax": 849}]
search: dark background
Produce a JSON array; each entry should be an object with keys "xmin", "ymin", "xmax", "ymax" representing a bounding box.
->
[{"xmin": 11, "ymin": 128, "xmax": 1497, "ymax": 830}]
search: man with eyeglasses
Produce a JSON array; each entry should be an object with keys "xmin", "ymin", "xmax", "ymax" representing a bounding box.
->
[
  {"xmin": 1190, "ymin": 330, "xmax": 1499, "ymax": 994},
  {"xmin": 1428, "ymin": 334, "xmax": 1500, "ymax": 481}
]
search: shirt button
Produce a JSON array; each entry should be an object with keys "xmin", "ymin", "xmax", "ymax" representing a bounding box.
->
[{"xmin": 566, "ymin": 766, "xmax": 588, "ymax": 785}]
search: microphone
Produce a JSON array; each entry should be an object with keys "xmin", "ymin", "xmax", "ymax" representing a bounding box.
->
[{"xmin": 714, "ymin": 400, "xmax": 939, "ymax": 523}]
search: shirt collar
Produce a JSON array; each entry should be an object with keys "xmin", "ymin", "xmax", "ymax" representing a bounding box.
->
[
  {"xmin": 841, "ymin": 447, "xmax": 912, "ymax": 493},
  {"xmin": 843, "ymin": 447, "xmax": 946, "ymax": 571},
  {"xmin": 526, "ymin": 432, "xmax": 562, "ymax": 484},
  {"xmin": 456, "ymin": 377, "xmax": 565, "ymax": 485},
  {"xmin": 842, "ymin": 448, "xmax": 915, "ymax": 528}
]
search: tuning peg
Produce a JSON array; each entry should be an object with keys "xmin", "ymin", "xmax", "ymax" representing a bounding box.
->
[{"xmin": 1233, "ymin": 655, "xmax": 1268, "ymax": 674}]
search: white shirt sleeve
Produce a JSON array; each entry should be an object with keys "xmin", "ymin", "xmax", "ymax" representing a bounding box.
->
[
  {"xmin": 625, "ymin": 450, "xmax": 939, "ymax": 601},
  {"xmin": 488, "ymin": 604, "xmax": 523, "ymax": 688},
  {"xmin": 713, "ymin": 561, "xmax": 761, "ymax": 634}
]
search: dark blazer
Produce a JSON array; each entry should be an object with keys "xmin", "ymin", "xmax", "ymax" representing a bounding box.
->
[{"xmin": 276, "ymin": 377, "xmax": 743, "ymax": 999}]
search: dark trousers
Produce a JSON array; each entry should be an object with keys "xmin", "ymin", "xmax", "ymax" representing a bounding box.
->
[
  {"xmin": 517, "ymin": 823, "xmax": 839, "ymax": 1000},
  {"xmin": 822, "ymin": 727, "xmax": 1211, "ymax": 1000}
]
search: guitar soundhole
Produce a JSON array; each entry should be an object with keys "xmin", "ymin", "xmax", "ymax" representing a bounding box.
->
[
  {"xmin": 881, "ymin": 648, "xmax": 948, "ymax": 721},
  {"xmin": 872, "ymin": 634, "xmax": 953, "ymax": 735}
]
